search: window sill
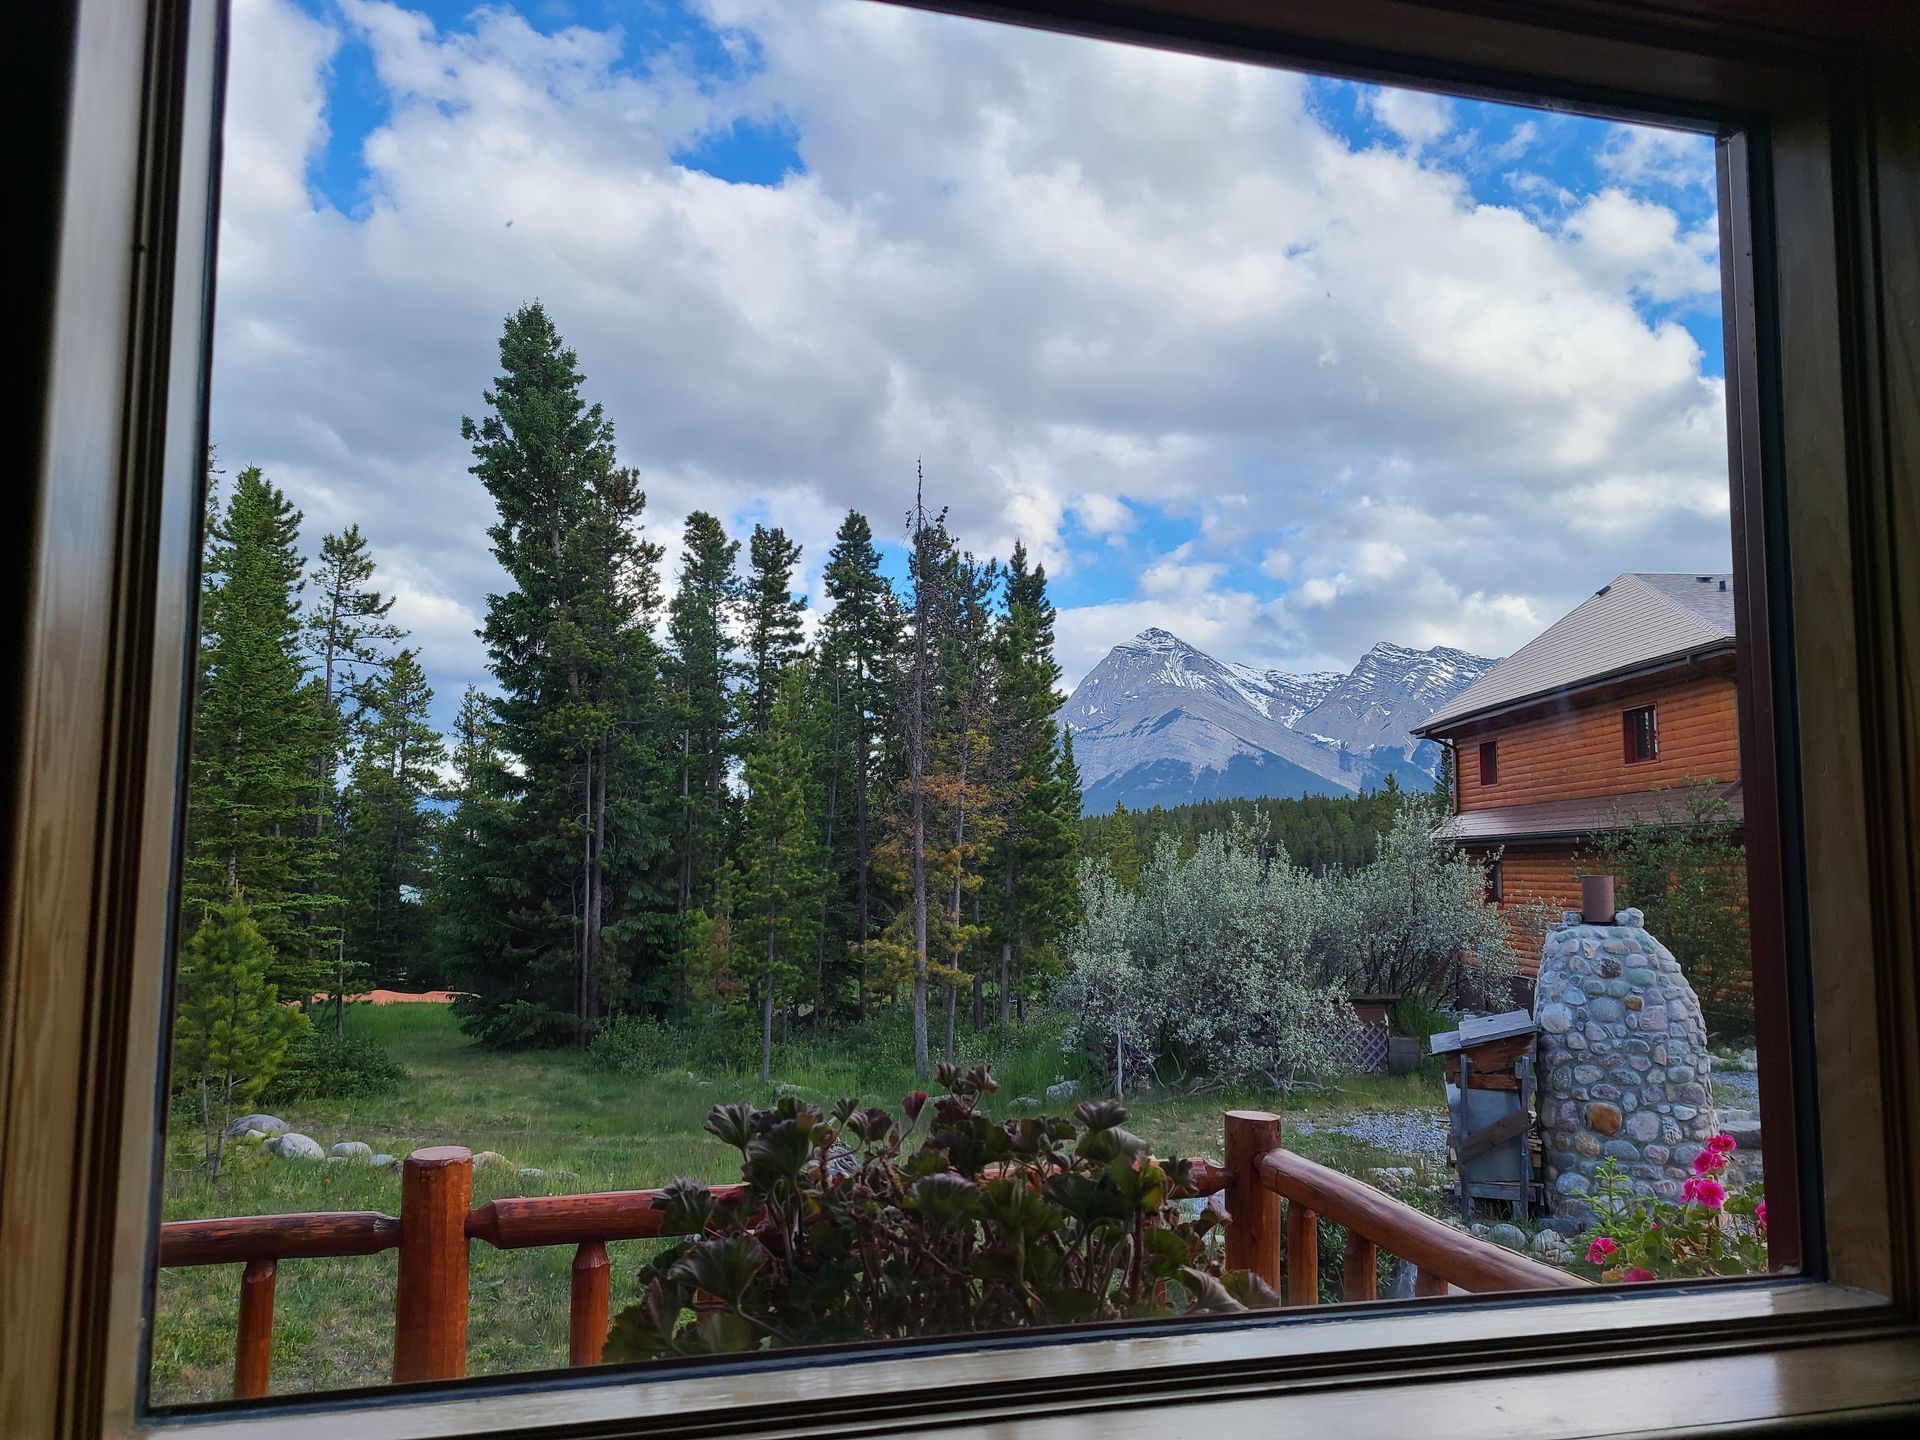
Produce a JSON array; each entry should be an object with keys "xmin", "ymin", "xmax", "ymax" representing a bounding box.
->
[{"xmin": 143, "ymin": 1281, "xmax": 1916, "ymax": 1439}]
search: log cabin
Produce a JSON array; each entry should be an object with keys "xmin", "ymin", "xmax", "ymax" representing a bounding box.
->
[{"xmin": 1412, "ymin": 572, "xmax": 1740, "ymax": 957}]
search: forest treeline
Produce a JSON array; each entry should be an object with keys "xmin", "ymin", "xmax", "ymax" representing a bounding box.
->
[
  {"xmin": 181, "ymin": 302, "xmax": 1079, "ymax": 1081},
  {"xmin": 1078, "ymin": 784, "xmax": 1425, "ymax": 887}
]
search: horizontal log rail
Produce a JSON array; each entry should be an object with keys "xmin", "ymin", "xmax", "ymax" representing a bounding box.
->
[
  {"xmin": 158, "ymin": 1211, "xmax": 402, "ymax": 1268},
  {"xmin": 156, "ymin": 1119, "xmax": 1572, "ymax": 1401},
  {"xmin": 1223, "ymin": 1110, "xmax": 1590, "ymax": 1304}
]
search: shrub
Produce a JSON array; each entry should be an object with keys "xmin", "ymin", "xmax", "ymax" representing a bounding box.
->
[
  {"xmin": 1320, "ymin": 792, "xmax": 1523, "ymax": 1005},
  {"xmin": 586, "ymin": 1014, "xmax": 679, "ymax": 1077},
  {"xmin": 603, "ymin": 1062, "xmax": 1274, "ymax": 1359},
  {"xmin": 1582, "ymin": 782, "xmax": 1752, "ymax": 1039},
  {"xmin": 1573, "ymin": 1139, "xmax": 1766, "ymax": 1281},
  {"xmin": 173, "ymin": 898, "xmax": 308, "ymax": 1176},
  {"xmin": 1060, "ymin": 820, "xmax": 1359, "ymax": 1091},
  {"xmin": 263, "ymin": 1028, "xmax": 405, "ymax": 1103}
]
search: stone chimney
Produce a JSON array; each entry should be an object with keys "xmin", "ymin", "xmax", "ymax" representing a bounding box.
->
[{"xmin": 1535, "ymin": 904, "xmax": 1719, "ymax": 1223}]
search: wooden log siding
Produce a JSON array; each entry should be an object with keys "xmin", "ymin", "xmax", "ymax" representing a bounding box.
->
[{"xmin": 1457, "ymin": 673, "xmax": 1739, "ymax": 814}]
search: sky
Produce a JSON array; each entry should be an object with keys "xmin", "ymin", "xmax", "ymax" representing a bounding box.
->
[{"xmin": 213, "ymin": 0, "xmax": 1731, "ymax": 738}]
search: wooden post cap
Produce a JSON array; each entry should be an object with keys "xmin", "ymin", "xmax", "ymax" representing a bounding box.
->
[{"xmin": 406, "ymin": 1145, "xmax": 472, "ymax": 1167}]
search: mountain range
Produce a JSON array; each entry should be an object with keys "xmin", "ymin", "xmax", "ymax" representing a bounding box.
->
[{"xmin": 1064, "ymin": 629, "xmax": 1498, "ymax": 814}]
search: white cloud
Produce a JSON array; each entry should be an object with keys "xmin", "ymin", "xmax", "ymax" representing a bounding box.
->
[
  {"xmin": 1564, "ymin": 189, "xmax": 1719, "ymax": 303},
  {"xmin": 214, "ymin": 0, "xmax": 1733, "ymax": 726},
  {"xmin": 1597, "ymin": 122, "xmax": 1715, "ymax": 192},
  {"xmin": 1367, "ymin": 87, "xmax": 1454, "ymax": 149}
]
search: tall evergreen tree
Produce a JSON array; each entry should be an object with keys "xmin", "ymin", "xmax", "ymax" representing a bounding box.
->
[
  {"xmin": 666, "ymin": 512, "xmax": 741, "ymax": 917},
  {"xmin": 882, "ymin": 477, "xmax": 951, "ymax": 1082},
  {"xmin": 184, "ymin": 466, "xmax": 334, "ymax": 996},
  {"xmin": 987, "ymin": 543, "xmax": 1078, "ymax": 1029},
  {"xmin": 431, "ymin": 684, "xmax": 514, "ymax": 989},
  {"xmin": 735, "ymin": 661, "xmax": 824, "ymax": 1083},
  {"xmin": 818, "ymin": 510, "xmax": 901, "ymax": 1019},
  {"xmin": 340, "ymin": 649, "xmax": 445, "ymax": 994},
  {"xmin": 456, "ymin": 302, "xmax": 672, "ymax": 1046},
  {"xmin": 929, "ymin": 545, "xmax": 1003, "ymax": 1054},
  {"xmin": 304, "ymin": 524, "xmax": 404, "ymax": 763},
  {"xmin": 303, "ymin": 524, "xmax": 406, "ymax": 1026},
  {"xmin": 737, "ymin": 523, "xmax": 807, "ymax": 744}
]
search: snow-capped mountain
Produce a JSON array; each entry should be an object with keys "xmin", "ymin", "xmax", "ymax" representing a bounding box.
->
[{"xmin": 1065, "ymin": 629, "xmax": 1497, "ymax": 815}]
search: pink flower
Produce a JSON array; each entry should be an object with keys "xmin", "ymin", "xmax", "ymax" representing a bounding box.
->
[
  {"xmin": 1707, "ymin": 1133, "xmax": 1737, "ymax": 1156},
  {"xmin": 1621, "ymin": 1267, "xmax": 1656, "ymax": 1283},
  {"xmin": 1680, "ymin": 1176, "xmax": 1700, "ymax": 1201},
  {"xmin": 1693, "ymin": 1148, "xmax": 1727, "ymax": 1175},
  {"xmin": 1585, "ymin": 1236, "xmax": 1619, "ymax": 1265},
  {"xmin": 1690, "ymin": 1178, "xmax": 1727, "ymax": 1209},
  {"xmin": 1755, "ymin": 1200, "xmax": 1768, "ymax": 1231}
]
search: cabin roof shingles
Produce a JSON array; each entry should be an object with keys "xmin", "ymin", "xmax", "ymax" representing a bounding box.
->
[{"xmin": 1415, "ymin": 572, "xmax": 1736, "ymax": 736}]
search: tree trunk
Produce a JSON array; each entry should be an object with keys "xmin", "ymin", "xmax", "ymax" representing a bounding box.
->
[
  {"xmin": 944, "ymin": 983, "xmax": 956, "ymax": 1062},
  {"xmin": 760, "ymin": 937, "xmax": 776, "ymax": 1086},
  {"xmin": 585, "ymin": 733, "xmax": 608, "ymax": 1034}
]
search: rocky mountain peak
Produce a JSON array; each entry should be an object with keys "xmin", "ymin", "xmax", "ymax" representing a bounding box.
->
[{"xmin": 1066, "ymin": 631, "xmax": 1499, "ymax": 813}]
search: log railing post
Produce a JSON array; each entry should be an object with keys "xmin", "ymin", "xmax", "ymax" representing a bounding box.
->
[
  {"xmin": 1223, "ymin": 1110, "xmax": 1282, "ymax": 1293},
  {"xmin": 1415, "ymin": 1265, "xmax": 1449, "ymax": 1298},
  {"xmin": 1342, "ymin": 1233, "xmax": 1378, "ymax": 1302},
  {"xmin": 234, "ymin": 1257, "xmax": 276, "ymax": 1399},
  {"xmin": 569, "ymin": 1240, "xmax": 610, "ymax": 1367},
  {"xmin": 394, "ymin": 1146, "xmax": 472, "ymax": 1383},
  {"xmin": 1285, "ymin": 1202, "xmax": 1319, "ymax": 1306}
]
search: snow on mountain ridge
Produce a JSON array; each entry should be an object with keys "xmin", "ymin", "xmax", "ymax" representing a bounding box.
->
[{"xmin": 1067, "ymin": 629, "xmax": 1500, "ymax": 814}]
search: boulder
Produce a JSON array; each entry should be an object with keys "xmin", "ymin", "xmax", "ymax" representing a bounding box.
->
[
  {"xmin": 225, "ymin": 1113, "xmax": 288, "ymax": 1140},
  {"xmin": 1487, "ymin": 1222, "xmax": 1528, "ymax": 1251},
  {"xmin": 268, "ymin": 1132, "xmax": 325, "ymax": 1161},
  {"xmin": 329, "ymin": 1141, "xmax": 374, "ymax": 1163},
  {"xmin": 472, "ymin": 1150, "xmax": 515, "ymax": 1171},
  {"xmin": 517, "ymin": 1167, "xmax": 545, "ymax": 1180},
  {"xmin": 369, "ymin": 1154, "xmax": 399, "ymax": 1169}
]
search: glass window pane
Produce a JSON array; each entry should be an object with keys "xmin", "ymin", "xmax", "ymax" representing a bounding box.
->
[{"xmin": 149, "ymin": 0, "xmax": 1777, "ymax": 1408}]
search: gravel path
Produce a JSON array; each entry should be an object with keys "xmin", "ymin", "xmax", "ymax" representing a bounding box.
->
[
  {"xmin": 1713, "ymin": 1066, "xmax": 1760, "ymax": 1112},
  {"xmin": 1292, "ymin": 1108, "xmax": 1450, "ymax": 1163}
]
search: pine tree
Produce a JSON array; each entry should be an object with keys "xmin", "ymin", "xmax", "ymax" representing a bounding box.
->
[
  {"xmin": 891, "ymin": 479, "xmax": 948, "ymax": 1082},
  {"xmin": 818, "ymin": 510, "xmax": 901, "ymax": 1019},
  {"xmin": 666, "ymin": 512, "xmax": 741, "ymax": 917},
  {"xmin": 988, "ymin": 544, "xmax": 1079, "ymax": 1029},
  {"xmin": 738, "ymin": 523, "xmax": 807, "ymax": 743},
  {"xmin": 340, "ymin": 649, "xmax": 445, "ymax": 995},
  {"xmin": 457, "ymin": 302, "xmax": 673, "ymax": 1046},
  {"xmin": 184, "ymin": 466, "xmax": 334, "ymax": 996},
  {"xmin": 172, "ymin": 896, "xmax": 308, "ymax": 1176},
  {"xmin": 929, "ymin": 544, "xmax": 1003, "ymax": 1054},
  {"xmin": 735, "ymin": 661, "xmax": 823, "ymax": 1083},
  {"xmin": 304, "ymin": 524, "xmax": 404, "ymax": 764},
  {"xmin": 431, "ymin": 685, "xmax": 514, "ymax": 990}
]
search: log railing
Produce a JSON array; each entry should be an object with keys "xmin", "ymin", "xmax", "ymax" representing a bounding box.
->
[
  {"xmin": 160, "ymin": 1114, "xmax": 1581, "ymax": 1399},
  {"xmin": 1223, "ymin": 1110, "xmax": 1589, "ymax": 1301}
]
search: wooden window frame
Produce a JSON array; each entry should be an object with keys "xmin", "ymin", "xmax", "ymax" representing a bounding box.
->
[
  {"xmin": 6, "ymin": 1, "xmax": 1920, "ymax": 1437},
  {"xmin": 1478, "ymin": 738, "xmax": 1499, "ymax": 786},
  {"xmin": 1622, "ymin": 704, "xmax": 1659, "ymax": 765},
  {"xmin": 1486, "ymin": 858, "xmax": 1504, "ymax": 906}
]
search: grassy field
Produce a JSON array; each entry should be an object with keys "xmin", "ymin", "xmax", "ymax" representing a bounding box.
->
[{"xmin": 150, "ymin": 1005, "xmax": 1446, "ymax": 1406}]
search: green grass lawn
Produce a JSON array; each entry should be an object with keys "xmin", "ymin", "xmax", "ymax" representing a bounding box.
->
[{"xmin": 150, "ymin": 1005, "xmax": 1447, "ymax": 1406}]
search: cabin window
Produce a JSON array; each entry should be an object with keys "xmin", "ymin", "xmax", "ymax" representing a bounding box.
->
[
  {"xmin": 1479, "ymin": 740, "xmax": 1499, "ymax": 786},
  {"xmin": 1622, "ymin": 705, "xmax": 1659, "ymax": 764},
  {"xmin": 1486, "ymin": 858, "xmax": 1504, "ymax": 904}
]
